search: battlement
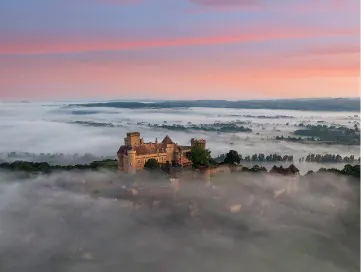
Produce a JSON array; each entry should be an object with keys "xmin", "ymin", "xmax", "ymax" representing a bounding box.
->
[
  {"xmin": 191, "ymin": 138, "xmax": 206, "ymax": 149},
  {"xmin": 125, "ymin": 132, "xmax": 141, "ymax": 147},
  {"xmin": 127, "ymin": 132, "xmax": 140, "ymax": 137}
]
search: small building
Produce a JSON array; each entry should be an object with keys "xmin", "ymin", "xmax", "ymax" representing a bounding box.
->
[{"xmin": 117, "ymin": 132, "xmax": 206, "ymax": 174}]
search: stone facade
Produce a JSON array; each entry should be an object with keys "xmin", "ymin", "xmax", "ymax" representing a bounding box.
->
[{"xmin": 117, "ymin": 132, "xmax": 206, "ymax": 173}]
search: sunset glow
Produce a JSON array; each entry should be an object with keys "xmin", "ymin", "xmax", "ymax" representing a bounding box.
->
[{"xmin": 0, "ymin": 0, "xmax": 359, "ymax": 100}]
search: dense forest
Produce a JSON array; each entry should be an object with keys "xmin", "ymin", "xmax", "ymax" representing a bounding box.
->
[
  {"xmin": 292, "ymin": 124, "xmax": 360, "ymax": 145},
  {"xmin": 214, "ymin": 153, "xmax": 294, "ymax": 163},
  {"xmin": 0, "ymin": 159, "xmax": 118, "ymax": 174},
  {"xmin": 0, "ymin": 152, "xmax": 115, "ymax": 165},
  {"xmin": 148, "ymin": 122, "xmax": 252, "ymax": 133}
]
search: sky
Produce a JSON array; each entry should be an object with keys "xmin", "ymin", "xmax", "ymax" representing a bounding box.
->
[{"xmin": 0, "ymin": 0, "xmax": 359, "ymax": 100}]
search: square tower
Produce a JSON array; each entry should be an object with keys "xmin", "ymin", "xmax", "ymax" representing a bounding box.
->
[
  {"xmin": 191, "ymin": 138, "xmax": 206, "ymax": 149},
  {"xmin": 126, "ymin": 132, "xmax": 141, "ymax": 147}
]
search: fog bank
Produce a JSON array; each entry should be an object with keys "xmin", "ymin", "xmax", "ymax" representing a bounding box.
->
[{"xmin": 0, "ymin": 170, "xmax": 359, "ymax": 272}]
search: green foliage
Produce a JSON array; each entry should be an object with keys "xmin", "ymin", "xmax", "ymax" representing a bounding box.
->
[
  {"xmin": 214, "ymin": 152, "xmax": 293, "ymax": 163},
  {"xmin": 275, "ymin": 135, "xmax": 315, "ymax": 142},
  {"xmin": 303, "ymin": 154, "xmax": 359, "ymax": 163},
  {"xmin": 189, "ymin": 146, "xmax": 212, "ymax": 168},
  {"xmin": 149, "ymin": 122, "xmax": 252, "ymax": 133},
  {"xmin": 71, "ymin": 121, "xmax": 115, "ymax": 127},
  {"xmin": 90, "ymin": 159, "xmax": 118, "ymax": 170},
  {"xmin": 0, "ymin": 159, "xmax": 118, "ymax": 173},
  {"xmin": 223, "ymin": 150, "xmax": 241, "ymax": 165},
  {"xmin": 242, "ymin": 165, "xmax": 267, "ymax": 173},
  {"xmin": 144, "ymin": 158, "xmax": 160, "ymax": 170},
  {"xmin": 293, "ymin": 125, "xmax": 360, "ymax": 145},
  {"xmin": 317, "ymin": 164, "xmax": 360, "ymax": 178}
]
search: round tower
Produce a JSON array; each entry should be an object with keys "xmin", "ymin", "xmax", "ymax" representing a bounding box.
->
[{"xmin": 127, "ymin": 150, "xmax": 137, "ymax": 174}]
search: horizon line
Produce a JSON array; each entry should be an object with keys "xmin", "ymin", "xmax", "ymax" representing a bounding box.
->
[{"xmin": 1, "ymin": 96, "xmax": 359, "ymax": 103}]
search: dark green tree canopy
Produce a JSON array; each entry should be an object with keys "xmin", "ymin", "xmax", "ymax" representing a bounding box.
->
[
  {"xmin": 189, "ymin": 146, "xmax": 212, "ymax": 168},
  {"xmin": 144, "ymin": 158, "xmax": 160, "ymax": 170},
  {"xmin": 223, "ymin": 150, "xmax": 241, "ymax": 165}
]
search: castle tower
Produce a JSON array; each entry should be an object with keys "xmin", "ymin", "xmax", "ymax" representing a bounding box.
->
[
  {"xmin": 174, "ymin": 151, "xmax": 180, "ymax": 165},
  {"xmin": 126, "ymin": 132, "xmax": 141, "ymax": 147},
  {"xmin": 127, "ymin": 150, "xmax": 137, "ymax": 174},
  {"xmin": 191, "ymin": 138, "xmax": 206, "ymax": 149},
  {"xmin": 117, "ymin": 153, "xmax": 124, "ymax": 171}
]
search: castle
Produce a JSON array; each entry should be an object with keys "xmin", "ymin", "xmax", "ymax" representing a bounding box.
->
[{"xmin": 117, "ymin": 132, "xmax": 206, "ymax": 173}]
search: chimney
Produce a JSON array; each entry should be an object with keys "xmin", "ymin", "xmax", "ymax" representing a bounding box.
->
[{"xmin": 155, "ymin": 137, "xmax": 158, "ymax": 144}]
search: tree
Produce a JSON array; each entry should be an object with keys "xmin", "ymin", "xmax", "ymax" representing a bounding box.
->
[
  {"xmin": 223, "ymin": 150, "xmax": 241, "ymax": 165},
  {"xmin": 144, "ymin": 158, "xmax": 159, "ymax": 170},
  {"xmin": 189, "ymin": 146, "xmax": 211, "ymax": 168}
]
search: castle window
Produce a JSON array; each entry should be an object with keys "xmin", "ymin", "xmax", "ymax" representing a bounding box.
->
[{"xmin": 138, "ymin": 160, "xmax": 141, "ymax": 163}]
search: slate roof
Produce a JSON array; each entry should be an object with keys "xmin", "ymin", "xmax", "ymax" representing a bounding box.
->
[
  {"xmin": 161, "ymin": 135, "xmax": 174, "ymax": 144},
  {"xmin": 178, "ymin": 145, "xmax": 192, "ymax": 151}
]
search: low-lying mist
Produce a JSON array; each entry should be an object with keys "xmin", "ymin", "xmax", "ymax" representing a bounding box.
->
[
  {"xmin": 0, "ymin": 170, "xmax": 359, "ymax": 272},
  {"xmin": 0, "ymin": 102, "xmax": 359, "ymax": 160}
]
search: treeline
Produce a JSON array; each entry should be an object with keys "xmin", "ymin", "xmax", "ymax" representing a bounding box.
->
[
  {"xmin": 275, "ymin": 135, "xmax": 317, "ymax": 142},
  {"xmin": 214, "ymin": 151, "xmax": 359, "ymax": 164},
  {"xmin": 230, "ymin": 164, "xmax": 360, "ymax": 178},
  {"xmin": 241, "ymin": 114, "xmax": 294, "ymax": 119},
  {"xmin": 1, "ymin": 152, "xmax": 114, "ymax": 165},
  {"xmin": 299, "ymin": 154, "xmax": 360, "ymax": 163},
  {"xmin": 148, "ymin": 122, "xmax": 252, "ymax": 133},
  {"xmin": 293, "ymin": 124, "xmax": 360, "ymax": 145},
  {"xmin": 306, "ymin": 164, "xmax": 360, "ymax": 178},
  {"xmin": 74, "ymin": 98, "xmax": 361, "ymax": 112},
  {"xmin": 69, "ymin": 121, "xmax": 116, "ymax": 128},
  {"xmin": 0, "ymin": 159, "xmax": 359, "ymax": 179},
  {"xmin": 0, "ymin": 159, "xmax": 118, "ymax": 173},
  {"xmin": 214, "ymin": 153, "xmax": 294, "ymax": 163}
]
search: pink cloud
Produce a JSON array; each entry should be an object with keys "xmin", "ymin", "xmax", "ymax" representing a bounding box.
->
[
  {"xmin": 96, "ymin": 0, "xmax": 141, "ymax": 4},
  {"xmin": 0, "ymin": 27, "xmax": 357, "ymax": 55},
  {"xmin": 188, "ymin": 0, "xmax": 357, "ymax": 12},
  {"xmin": 190, "ymin": 0, "xmax": 259, "ymax": 6},
  {"xmin": 0, "ymin": 43, "xmax": 358, "ymax": 100},
  {"xmin": 304, "ymin": 44, "xmax": 360, "ymax": 56}
]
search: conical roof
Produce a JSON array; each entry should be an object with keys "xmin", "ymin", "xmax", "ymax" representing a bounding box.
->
[{"xmin": 161, "ymin": 135, "xmax": 174, "ymax": 144}]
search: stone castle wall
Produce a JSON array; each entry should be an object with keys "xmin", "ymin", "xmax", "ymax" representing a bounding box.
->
[{"xmin": 118, "ymin": 132, "xmax": 205, "ymax": 173}]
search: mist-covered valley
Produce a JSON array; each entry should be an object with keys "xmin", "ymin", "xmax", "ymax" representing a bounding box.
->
[
  {"xmin": 0, "ymin": 101, "xmax": 359, "ymax": 174},
  {"xmin": 0, "ymin": 168, "xmax": 359, "ymax": 272},
  {"xmin": 0, "ymin": 101, "xmax": 360, "ymax": 272}
]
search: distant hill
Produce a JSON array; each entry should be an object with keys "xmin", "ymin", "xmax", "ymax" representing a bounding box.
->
[{"xmin": 73, "ymin": 98, "xmax": 360, "ymax": 112}]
